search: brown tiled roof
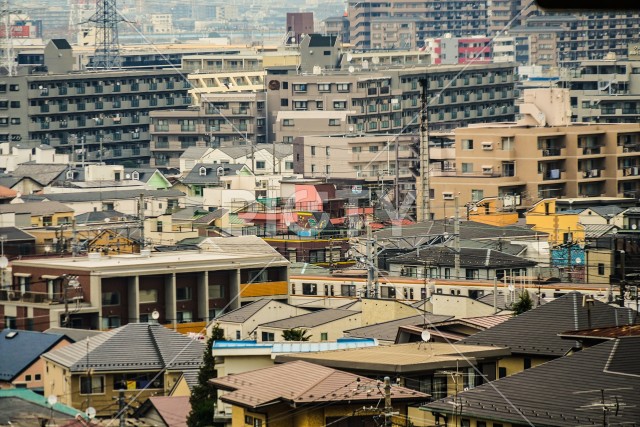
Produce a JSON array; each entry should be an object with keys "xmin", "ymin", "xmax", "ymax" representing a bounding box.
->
[
  {"xmin": 439, "ymin": 314, "xmax": 513, "ymax": 330},
  {"xmin": 211, "ymin": 360, "xmax": 428, "ymax": 409},
  {"xmin": 144, "ymin": 396, "xmax": 190, "ymax": 427},
  {"xmin": 560, "ymin": 324, "xmax": 640, "ymax": 339},
  {"xmin": 0, "ymin": 185, "xmax": 17, "ymax": 199}
]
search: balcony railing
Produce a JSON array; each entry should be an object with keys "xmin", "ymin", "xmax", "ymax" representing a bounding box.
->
[
  {"xmin": 543, "ymin": 169, "xmax": 563, "ymax": 180},
  {"xmin": 541, "ymin": 148, "xmax": 562, "ymax": 156}
]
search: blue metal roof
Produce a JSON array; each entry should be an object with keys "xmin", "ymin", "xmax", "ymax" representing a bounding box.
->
[
  {"xmin": 212, "ymin": 340, "xmax": 273, "ymax": 349},
  {"xmin": 0, "ymin": 330, "xmax": 66, "ymax": 381}
]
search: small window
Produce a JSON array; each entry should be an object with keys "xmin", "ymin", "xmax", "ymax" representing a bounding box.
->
[
  {"xmin": 9, "ymin": 84, "xmax": 19, "ymax": 91},
  {"xmin": 198, "ymin": 166, "xmax": 207, "ymax": 176},
  {"xmin": 336, "ymin": 83, "xmax": 350, "ymax": 91},
  {"xmin": 25, "ymin": 375, "xmax": 32, "ymax": 381},
  {"xmin": 329, "ymin": 118, "xmax": 340, "ymax": 126},
  {"xmin": 280, "ymin": 98, "xmax": 289, "ymax": 107},
  {"xmin": 369, "ymin": 145, "xmax": 378, "ymax": 152},
  {"xmin": 101, "ymin": 291, "xmax": 120, "ymax": 306},
  {"xmin": 80, "ymin": 376, "xmax": 105, "ymax": 394},
  {"xmin": 318, "ymin": 83, "xmax": 331, "ymax": 92},
  {"xmin": 462, "ymin": 139, "xmax": 474, "ymax": 150},
  {"xmin": 320, "ymin": 332, "xmax": 328, "ymax": 341},
  {"xmin": 209, "ymin": 284, "xmax": 225, "ymax": 299},
  {"xmin": 598, "ymin": 263, "xmax": 605, "ymax": 275},
  {"xmin": 9, "ymin": 101, "xmax": 19, "ymax": 108},
  {"xmin": 140, "ymin": 289, "xmax": 158, "ymax": 303},
  {"xmin": 325, "ymin": 146, "xmax": 330, "ymax": 156},
  {"xmin": 235, "ymin": 330, "xmax": 241, "ymax": 339},
  {"xmin": 283, "ymin": 119, "xmax": 294, "ymax": 126},
  {"xmin": 498, "ymin": 367, "xmax": 507, "ymax": 378},
  {"xmin": 261, "ymin": 332, "xmax": 274, "ymax": 341},
  {"xmin": 310, "ymin": 146, "xmax": 316, "ymax": 155},
  {"xmin": 293, "ymin": 83, "xmax": 307, "ymax": 92},
  {"xmin": 176, "ymin": 287, "xmax": 192, "ymax": 301},
  {"xmin": 302, "ymin": 283, "xmax": 317, "ymax": 295},
  {"xmin": 35, "ymin": 374, "xmax": 41, "ymax": 381},
  {"xmin": 256, "ymin": 161, "xmax": 265, "ymax": 169},
  {"xmin": 524, "ymin": 358, "xmax": 532, "ymax": 370},
  {"xmin": 9, "ymin": 117, "xmax": 19, "ymax": 124}
]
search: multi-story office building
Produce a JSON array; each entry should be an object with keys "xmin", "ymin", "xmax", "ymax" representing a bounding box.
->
[
  {"xmin": 427, "ymin": 122, "xmax": 640, "ymax": 220},
  {"xmin": 150, "ymin": 92, "xmax": 266, "ymax": 168},
  {"xmin": 3, "ymin": 41, "xmax": 191, "ymax": 166},
  {"xmin": 323, "ymin": 16, "xmax": 350, "ymax": 45},
  {"xmin": 559, "ymin": 58, "xmax": 640, "ymax": 124},
  {"xmin": 265, "ymin": 62, "xmax": 516, "ymax": 138}
]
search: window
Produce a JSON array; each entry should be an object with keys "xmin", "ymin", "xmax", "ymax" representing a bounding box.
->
[
  {"xmin": 498, "ymin": 367, "xmax": 507, "ymax": 378},
  {"xmin": 465, "ymin": 269, "xmax": 479, "ymax": 280},
  {"xmin": 102, "ymin": 291, "xmax": 120, "ymax": 306},
  {"xmin": 329, "ymin": 119, "xmax": 340, "ymax": 126},
  {"xmin": 156, "ymin": 220, "xmax": 163, "ymax": 232},
  {"xmin": 255, "ymin": 160, "xmax": 266, "ymax": 169},
  {"xmin": 320, "ymin": 332, "xmax": 328, "ymax": 341},
  {"xmin": 4, "ymin": 316, "xmax": 16, "ymax": 329},
  {"xmin": 302, "ymin": 283, "xmax": 317, "ymax": 295},
  {"xmin": 309, "ymin": 249, "xmax": 325, "ymax": 263},
  {"xmin": 10, "ymin": 101, "xmax": 19, "ymax": 108},
  {"xmin": 280, "ymin": 98, "xmax": 288, "ymax": 107},
  {"xmin": 336, "ymin": 83, "xmax": 349, "ymax": 91},
  {"xmin": 462, "ymin": 139, "xmax": 474, "ymax": 150},
  {"xmin": 140, "ymin": 289, "xmax": 158, "ymax": 303},
  {"xmin": 369, "ymin": 145, "xmax": 379, "ymax": 152},
  {"xmin": 352, "ymin": 146, "xmax": 361, "ymax": 153},
  {"xmin": 25, "ymin": 375, "xmax": 32, "ymax": 381},
  {"xmin": 176, "ymin": 287, "xmax": 192, "ymax": 301},
  {"xmin": 293, "ymin": 100, "xmax": 308, "ymax": 110},
  {"xmin": 318, "ymin": 83, "xmax": 331, "ymax": 92},
  {"xmin": 524, "ymin": 358, "xmax": 532, "ymax": 370},
  {"xmin": 102, "ymin": 316, "xmax": 121, "ymax": 329},
  {"xmin": 177, "ymin": 311, "xmax": 193, "ymax": 323},
  {"xmin": 236, "ymin": 330, "xmax": 241, "ymax": 339},
  {"xmin": 248, "ymin": 270, "xmax": 268, "ymax": 283},
  {"xmin": 316, "ymin": 101, "xmax": 323, "ymax": 109},
  {"xmin": 285, "ymin": 161, "xmax": 293, "ymax": 169},
  {"xmin": 333, "ymin": 101, "xmax": 347, "ymax": 109},
  {"xmin": 341, "ymin": 284, "xmax": 356, "ymax": 296},
  {"xmin": 113, "ymin": 373, "xmax": 163, "ymax": 390},
  {"xmin": 381, "ymin": 286, "xmax": 396, "ymax": 299},
  {"xmin": 462, "ymin": 163, "xmax": 473, "ymax": 173},
  {"xmin": 209, "ymin": 284, "xmax": 225, "ymax": 299},
  {"xmin": 293, "ymin": 84, "xmax": 307, "ymax": 92},
  {"xmin": 325, "ymin": 146, "xmax": 330, "ymax": 156},
  {"xmin": 9, "ymin": 84, "xmax": 19, "ymax": 91},
  {"xmin": 598, "ymin": 263, "xmax": 605, "ymax": 275},
  {"xmin": 262, "ymin": 332, "xmax": 274, "ymax": 341},
  {"xmin": 80, "ymin": 376, "xmax": 105, "ymax": 394},
  {"xmin": 283, "ymin": 119, "xmax": 294, "ymax": 126},
  {"xmin": 310, "ymin": 146, "xmax": 316, "ymax": 156},
  {"xmin": 35, "ymin": 374, "xmax": 41, "ymax": 381},
  {"xmin": 471, "ymin": 189, "xmax": 484, "ymax": 202},
  {"xmin": 9, "ymin": 118, "xmax": 19, "ymax": 124}
]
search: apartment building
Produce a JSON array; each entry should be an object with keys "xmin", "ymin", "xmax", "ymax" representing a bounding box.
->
[
  {"xmin": 3, "ymin": 41, "xmax": 191, "ymax": 167},
  {"xmin": 428, "ymin": 36, "xmax": 492, "ymax": 65},
  {"xmin": 559, "ymin": 58, "xmax": 640, "ymax": 124},
  {"xmin": 428, "ymin": 123, "xmax": 640, "ymax": 220},
  {"xmin": 0, "ymin": 237, "xmax": 289, "ymax": 331},
  {"xmin": 265, "ymin": 62, "xmax": 516, "ymax": 138},
  {"xmin": 149, "ymin": 92, "xmax": 266, "ymax": 168}
]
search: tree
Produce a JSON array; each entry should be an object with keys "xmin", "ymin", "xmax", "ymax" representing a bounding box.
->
[
  {"xmin": 187, "ymin": 324, "xmax": 224, "ymax": 427},
  {"xmin": 511, "ymin": 290, "xmax": 534, "ymax": 315},
  {"xmin": 281, "ymin": 328, "xmax": 312, "ymax": 341}
]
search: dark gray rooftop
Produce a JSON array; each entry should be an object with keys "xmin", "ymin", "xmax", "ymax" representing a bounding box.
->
[
  {"xmin": 344, "ymin": 314, "xmax": 453, "ymax": 342},
  {"xmin": 74, "ymin": 209, "xmax": 134, "ymax": 225},
  {"xmin": 260, "ymin": 309, "xmax": 358, "ymax": 329},
  {"xmin": 0, "ymin": 201, "xmax": 73, "ymax": 216},
  {"xmin": 0, "ymin": 227, "xmax": 35, "ymax": 242},
  {"xmin": 11, "ymin": 164, "xmax": 68, "ymax": 186},
  {"xmin": 459, "ymin": 292, "xmax": 638, "ymax": 357},
  {"xmin": 37, "ymin": 188, "xmax": 184, "ymax": 203},
  {"xmin": 182, "ymin": 164, "xmax": 247, "ymax": 185},
  {"xmin": 44, "ymin": 327, "xmax": 103, "ymax": 343},
  {"xmin": 425, "ymin": 337, "xmax": 640, "ymax": 426},
  {"xmin": 389, "ymin": 246, "xmax": 537, "ymax": 269},
  {"xmin": 42, "ymin": 323, "xmax": 205, "ymax": 372},
  {"xmin": 216, "ymin": 299, "xmax": 273, "ymax": 323}
]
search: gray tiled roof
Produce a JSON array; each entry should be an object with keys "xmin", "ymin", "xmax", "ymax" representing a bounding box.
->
[
  {"xmin": 42, "ymin": 323, "xmax": 205, "ymax": 372},
  {"xmin": 259, "ymin": 309, "xmax": 358, "ymax": 329},
  {"xmin": 180, "ymin": 146, "xmax": 211, "ymax": 159},
  {"xmin": 39, "ymin": 189, "xmax": 184, "ymax": 203},
  {"xmin": 344, "ymin": 314, "xmax": 453, "ymax": 342},
  {"xmin": 44, "ymin": 327, "xmax": 103, "ymax": 343},
  {"xmin": 216, "ymin": 299, "xmax": 273, "ymax": 323},
  {"xmin": 583, "ymin": 223, "xmax": 618, "ymax": 239},
  {"xmin": 74, "ymin": 210, "xmax": 134, "ymax": 225},
  {"xmin": 217, "ymin": 146, "xmax": 252, "ymax": 159},
  {"xmin": 182, "ymin": 164, "xmax": 246, "ymax": 185},
  {"xmin": 389, "ymin": 246, "xmax": 537, "ymax": 269},
  {"xmin": 459, "ymin": 292, "xmax": 638, "ymax": 357},
  {"xmin": 426, "ymin": 337, "xmax": 640, "ymax": 426},
  {"xmin": 0, "ymin": 330, "xmax": 67, "ymax": 381},
  {"xmin": 586, "ymin": 205, "xmax": 625, "ymax": 218},
  {"xmin": 192, "ymin": 209, "xmax": 228, "ymax": 224},
  {"xmin": 0, "ymin": 201, "xmax": 73, "ymax": 216},
  {"xmin": 0, "ymin": 227, "xmax": 35, "ymax": 242},
  {"xmin": 271, "ymin": 143, "xmax": 293, "ymax": 159},
  {"xmin": 11, "ymin": 164, "xmax": 68, "ymax": 186}
]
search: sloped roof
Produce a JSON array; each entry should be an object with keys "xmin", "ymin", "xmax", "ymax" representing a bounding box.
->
[
  {"xmin": 44, "ymin": 327, "xmax": 103, "ymax": 343},
  {"xmin": 0, "ymin": 330, "xmax": 67, "ymax": 381},
  {"xmin": 586, "ymin": 205, "xmax": 625, "ymax": 218},
  {"xmin": 171, "ymin": 206, "xmax": 210, "ymax": 221},
  {"xmin": 0, "ymin": 201, "xmax": 73, "ymax": 215},
  {"xmin": 432, "ymin": 314, "xmax": 512, "ymax": 331},
  {"xmin": 389, "ymin": 246, "xmax": 537, "ymax": 269},
  {"xmin": 344, "ymin": 314, "xmax": 453, "ymax": 342},
  {"xmin": 216, "ymin": 299, "xmax": 273, "ymax": 323},
  {"xmin": 217, "ymin": 146, "xmax": 252, "ymax": 159},
  {"xmin": 50, "ymin": 39, "xmax": 72, "ymax": 49},
  {"xmin": 425, "ymin": 337, "xmax": 640, "ymax": 426},
  {"xmin": 141, "ymin": 396, "xmax": 190, "ymax": 427},
  {"xmin": 270, "ymin": 143, "xmax": 293, "ymax": 159},
  {"xmin": 42, "ymin": 323, "xmax": 205, "ymax": 372},
  {"xmin": 0, "ymin": 227, "xmax": 35, "ymax": 242},
  {"xmin": 211, "ymin": 360, "xmax": 427, "ymax": 409},
  {"xmin": 180, "ymin": 146, "xmax": 211, "ymax": 160},
  {"xmin": 74, "ymin": 210, "xmax": 134, "ymax": 225},
  {"xmin": 0, "ymin": 185, "xmax": 17, "ymax": 199},
  {"xmin": 443, "ymin": 239, "xmax": 527, "ymax": 257},
  {"xmin": 459, "ymin": 292, "xmax": 638, "ymax": 356},
  {"xmin": 192, "ymin": 208, "xmax": 228, "ymax": 225},
  {"xmin": 123, "ymin": 168, "xmax": 165, "ymax": 184},
  {"xmin": 259, "ymin": 309, "xmax": 358, "ymax": 330},
  {"xmin": 11, "ymin": 164, "xmax": 68, "ymax": 185},
  {"xmin": 0, "ymin": 389, "xmax": 84, "ymax": 425},
  {"xmin": 182, "ymin": 163, "xmax": 247, "ymax": 185},
  {"xmin": 583, "ymin": 223, "xmax": 618, "ymax": 239},
  {"xmin": 39, "ymin": 188, "xmax": 184, "ymax": 203}
]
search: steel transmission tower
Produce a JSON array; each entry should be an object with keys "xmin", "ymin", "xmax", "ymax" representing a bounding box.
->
[{"xmin": 89, "ymin": 0, "xmax": 123, "ymax": 69}]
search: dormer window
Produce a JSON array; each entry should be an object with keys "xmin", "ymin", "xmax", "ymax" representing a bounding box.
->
[
  {"xmin": 131, "ymin": 171, "xmax": 139, "ymax": 180},
  {"xmin": 66, "ymin": 170, "xmax": 74, "ymax": 179},
  {"xmin": 198, "ymin": 166, "xmax": 207, "ymax": 176}
]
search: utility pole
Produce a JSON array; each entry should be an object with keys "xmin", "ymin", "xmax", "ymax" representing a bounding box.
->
[
  {"xmin": 71, "ymin": 218, "xmax": 78, "ymax": 257},
  {"xmin": 394, "ymin": 135, "xmax": 400, "ymax": 219},
  {"xmin": 418, "ymin": 78, "xmax": 431, "ymax": 222},
  {"xmin": 383, "ymin": 376, "xmax": 393, "ymax": 427},
  {"xmin": 139, "ymin": 193, "xmax": 145, "ymax": 249},
  {"xmin": 117, "ymin": 389, "xmax": 126, "ymax": 427},
  {"xmin": 454, "ymin": 195, "xmax": 460, "ymax": 280},
  {"xmin": 365, "ymin": 224, "xmax": 377, "ymax": 298},
  {"xmin": 620, "ymin": 249, "xmax": 626, "ymax": 308}
]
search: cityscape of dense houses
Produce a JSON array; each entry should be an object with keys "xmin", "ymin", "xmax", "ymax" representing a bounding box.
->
[{"xmin": 1, "ymin": 1, "xmax": 640, "ymax": 426}]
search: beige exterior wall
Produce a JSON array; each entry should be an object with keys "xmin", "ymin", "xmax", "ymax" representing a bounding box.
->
[
  {"xmin": 10, "ymin": 340, "xmax": 70, "ymax": 389},
  {"xmin": 256, "ymin": 313, "xmax": 361, "ymax": 342},
  {"xmin": 359, "ymin": 299, "xmax": 426, "ymax": 326},
  {"xmin": 427, "ymin": 123, "xmax": 640, "ymax": 220},
  {"xmin": 430, "ymin": 294, "xmax": 501, "ymax": 318},
  {"xmin": 586, "ymin": 249, "xmax": 614, "ymax": 285},
  {"xmin": 215, "ymin": 301, "xmax": 311, "ymax": 340}
]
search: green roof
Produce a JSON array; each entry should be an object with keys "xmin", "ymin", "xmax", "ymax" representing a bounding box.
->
[{"xmin": 0, "ymin": 389, "xmax": 85, "ymax": 419}]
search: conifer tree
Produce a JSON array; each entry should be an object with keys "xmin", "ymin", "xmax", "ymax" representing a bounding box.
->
[{"xmin": 187, "ymin": 325, "xmax": 224, "ymax": 427}]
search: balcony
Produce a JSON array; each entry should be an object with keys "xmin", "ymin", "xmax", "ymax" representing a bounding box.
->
[
  {"xmin": 541, "ymin": 148, "xmax": 562, "ymax": 157},
  {"xmin": 581, "ymin": 169, "xmax": 602, "ymax": 179},
  {"xmin": 542, "ymin": 169, "xmax": 563, "ymax": 180},
  {"xmin": 582, "ymin": 146, "xmax": 603, "ymax": 156}
]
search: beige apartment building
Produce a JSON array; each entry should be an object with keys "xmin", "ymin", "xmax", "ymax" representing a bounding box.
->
[
  {"xmin": 427, "ymin": 123, "xmax": 640, "ymax": 220},
  {"xmin": 150, "ymin": 92, "xmax": 266, "ymax": 168}
]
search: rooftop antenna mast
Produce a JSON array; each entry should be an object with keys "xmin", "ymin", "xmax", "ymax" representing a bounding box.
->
[{"xmin": 89, "ymin": 0, "xmax": 123, "ymax": 70}]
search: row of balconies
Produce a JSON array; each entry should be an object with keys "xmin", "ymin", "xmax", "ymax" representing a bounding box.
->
[
  {"xmin": 28, "ymin": 81, "xmax": 189, "ymax": 99},
  {"xmin": 29, "ymin": 97, "xmax": 191, "ymax": 115},
  {"xmin": 30, "ymin": 115, "xmax": 142, "ymax": 132}
]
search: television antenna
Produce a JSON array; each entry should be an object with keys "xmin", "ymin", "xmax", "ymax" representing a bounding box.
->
[{"xmin": 575, "ymin": 387, "xmax": 634, "ymax": 426}]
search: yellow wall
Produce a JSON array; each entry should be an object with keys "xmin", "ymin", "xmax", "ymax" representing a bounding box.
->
[
  {"xmin": 360, "ymin": 299, "xmax": 425, "ymax": 326},
  {"xmin": 469, "ymin": 198, "xmax": 519, "ymax": 227},
  {"xmin": 497, "ymin": 355, "xmax": 551, "ymax": 378},
  {"xmin": 586, "ymin": 249, "xmax": 613, "ymax": 285},
  {"xmin": 526, "ymin": 199, "xmax": 585, "ymax": 244}
]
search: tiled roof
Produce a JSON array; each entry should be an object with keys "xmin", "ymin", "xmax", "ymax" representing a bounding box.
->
[
  {"xmin": 180, "ymin": 146, "xmax": 211, "ymax": 159},
  {"xmin": 425, "ymin": 337, "xmax": 640, "ymax": 426},
  {"xmin": 40, "ymin": 189, "xmax": 184, "ymax": 203},
  {"xmin": 42, "ymin": 323, "xmax": 205, "ymax": 372},
  {"xmin": 192, "ymin": 209, "xmax": 228, "ymax": 224},
  {"xmin": 142, "ymin": 396, "xmax": 190, "ymax": 427},
  {"xmin": 44, "ymin": 327, "xmax": 103, "ymax": 343},
  {"xmin": 433, "ymin": 314, "xmax": 512, "ymax": 330},
  {"xmin": 0, "ymin": 330, "xmax": 67, "ymax": 381},
  {"xmin": 389, "ymin": 246, "xmax": 537, "ymax": 269},
  {"xmin": 583, "ymin": 223, "xmax": 618, "ymax": 239},
  {"xmin": 182, "ymin": 163, "xmax": 246, "ymax": 185},
  {"xmin": 259, "ymin": 308, "xmax": 359, "ymax": 329},
  {"xmin": 0, "ymin": 389, "xmax": 84, "ymax": 425},
  {"xmin": 11, "ymin": 164, "xmax": 67, "ymax": 185},
  {"xmin": 217, "ymin": 146, "xmax": 252, "ymax": 159},
  {"xmin": 586, "ymin": 205, "xmax": 625, "ymax": 218},
  {"xmin": 0, "ymin": 227, "xmax": 35, "ymax": 242},
  {"xmin": 344, "ymin": 314, "xmax": 453, "ymax": 342},
  {"xmin": 0, "ymin": 185, "xmax": 17, "ymax": 199},
  {"xmin": 211, "ymin": 360, "xmax": 428, "ymax": 409},
  {"xmin": 459, "ymin": 292, "xmax": 638, "ymax": 356},
  {"xmin": 74, "ymin": 210, "xmax": 134, "ymax": 225},
  {"xmin": 0, "ymin": 201, "xmax": 73, "ymax": 216},
  {"xmin": 215, "ymin": 299, "xmax": 273, "ymax": 323},
  {"xmin": 560, "ymin": 324, "xmax": 640, "ymax": 339}
]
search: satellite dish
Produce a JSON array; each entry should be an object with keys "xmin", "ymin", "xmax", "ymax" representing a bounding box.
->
[
  {"xmin": 151, "ymin": 310, "xmax": 160, "ymax": 320},
  {"xmin": 575, "ymin": 257, "xmax": 582, "ymax": 264},
  {"xmin": 372, "ymin": 56, "xmax": 380, "ymax": 64},
  {"xmin": 348, "ymin": 66, "xmax": 355, "ymax": 73},
  {"xmin": 346, "ymin": 53, "xmax": 353, "ymax": 62},
  {"xmin": 125, "ymin": 173, "xmax": 131, "ymax": 179},
  {"xmin": 508, "ymin": 284, "xmax": 515, "ymax": 292},
  {"xmin": 421, "ymin": 330, "xmax": 431, "ymax": 342},
  {"xmin": 47, "ymin": 395, "xmax": 58, "ymax": 406},
  {"xmin": 0, "ymin": 256, "xmax": 8, "ymax": 269},
  {"xmin": 85, "ymin": 407, "xmax": 96, "ymax": 419},
  {"xmin": 632, "ymin": 224, "xmax": 637, "ymax": 230}
]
